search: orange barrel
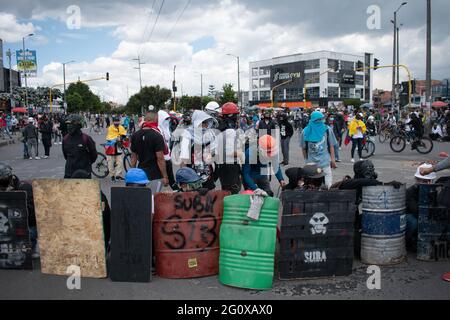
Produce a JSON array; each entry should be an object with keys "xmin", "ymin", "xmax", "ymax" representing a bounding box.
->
[{"xmin": 153, "ymin": 191, "xmax": 229, "ymax": 278}]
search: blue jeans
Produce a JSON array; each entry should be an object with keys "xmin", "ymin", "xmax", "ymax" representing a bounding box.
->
[
  {"xmin": 334, "ymin": 143, "xmax": 340, "ymax": 161},
  {"xmin": 405, "ymin": 214, "xmax": 418, "ymax": 250},
  {"xmin": 29, "ymin": 227, "xmax": 38, "ymax": 251}
]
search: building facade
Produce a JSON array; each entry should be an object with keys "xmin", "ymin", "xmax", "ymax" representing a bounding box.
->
[{"xmin": 249, "ymin": 51, "xmax": 374, "ymax": 108}]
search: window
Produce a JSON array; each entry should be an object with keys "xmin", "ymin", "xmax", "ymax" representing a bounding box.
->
[
  {"xmin": 252, "ymin": 79, "xmax": 259, "ymax": 89},
  {"xmin": 356, "ymin": 75, "xmax": 364, "ymax": 86},
  {"xmin": 307, "ymin": 87, "xmax": 320, "ymax": 99},
  {"xmin": 304, "ymin": 59, "xmax": 320, "ymax": 70},
  {"xmin": 252, "ymin": 91, "xmax": 259, "ymax": 101},
  {"xmin": 305, "ymin": 72, "xmax": 320, "ymax": 84},
  {"xmin": 328, "ymin": 87, "xmax": 339, "ymax": 98},
  {"xmin": 355, "ymin": 89, "xmax": 363, "ymax": 99},
  {"xmin": 259, "ymin": 67, "xmax": 270, "ymax": 77},
  {"xmin": 260, "ymin": 78, "xmax": 271, "ymax": 88},
  {"xmin": 340, "ymin": 61, "xmax": 354, "ymax": 71},
  {"xmin": 260, "ymin": 90, "xmax": 270, "ymax": 100},
  {"xmin": 328, "ymin": 59, "xmax": 339, "ymax": 70},
  {"xmin": 252, "ymin": 68, "xmax": 259, "ymax": 77},
  {"xmin": 286, "ymin": 88, "xmax": 303, "ymax": 100},
  {"xmin": 274, "ymin": 90, "xmax": 284, "ymax": 100},
  {"xmin": 341, "ymin": 87, "xmax": 350, "ymax": 98},
  {"xmin": 328, "ymin": 72, "xmax": 339, "ymax": 84}
]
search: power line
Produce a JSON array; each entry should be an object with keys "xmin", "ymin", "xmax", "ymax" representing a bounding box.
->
[
  {"xmin": 138, "ymin": 0, "xmax": 158, "ymax": 57},
  {"xmin": 165, "ymin": 0, "xmax": 191, "ymax": 41},
  {"xmin": 141, "ymin": 0, "xmax": 165, "ymax": 57}
]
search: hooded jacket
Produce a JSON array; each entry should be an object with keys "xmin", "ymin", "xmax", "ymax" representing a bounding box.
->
[{"xmin": 158, "ymin": 110, "xmax": 172, "ymax": 160}]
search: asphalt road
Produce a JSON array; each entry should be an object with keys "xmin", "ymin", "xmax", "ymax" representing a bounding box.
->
[{"xmin": 0, "ymin": 128, "xmax": 449, "ymax": 300}]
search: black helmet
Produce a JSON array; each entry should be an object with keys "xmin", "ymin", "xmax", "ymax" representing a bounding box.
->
[
  {"xmin": 0, "ymin": 162, "xmax": 13, "ymax": 181},
  {"xmin": 112, "ymin": 116, "xmax": 120, "ymax": 122},
  {"xmin": 65, "ymin": 114, "xmax": 83, "ymax": 125},
  {"xmin": 354, "ymin": 160, "xmax": 378, "ymax": 180}
]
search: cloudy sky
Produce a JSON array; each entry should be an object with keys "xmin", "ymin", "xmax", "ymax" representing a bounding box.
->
[{"xmin": 1, "ymin": 0, "xmax": 449, "ymax": 104}]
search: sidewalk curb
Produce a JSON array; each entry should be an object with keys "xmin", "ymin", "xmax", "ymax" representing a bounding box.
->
[{"xmin": 0, "ymin": 137, "xmax": 21, "ymax": 148}]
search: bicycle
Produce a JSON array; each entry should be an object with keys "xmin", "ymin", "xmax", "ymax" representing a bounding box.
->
[
  {"xmin": 378, "ymin": 122, "xmax": 398, "ymax": 143},
  {"xmin": 92, "ymin": 138, "xmax": 133, "ymax": 178},
  {"xmin": 389, "ymin": 129, "xmax": 434, "ymax": 154},
  {"xmin": 361, "ymin": 134, "xmax": 376, "ymax": 159}
]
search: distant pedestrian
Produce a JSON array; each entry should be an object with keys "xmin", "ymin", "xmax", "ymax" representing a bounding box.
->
[
  {"xmin": 23, "ymin": 117, "xmax": 40, "ymax": 160},
  {"xmin": 39, "ymin": 115, "xmax": 53, "ymax": 158},
  {"xmin": 348, "ymin": 113, "xmax": 366, "ymax": 163}
]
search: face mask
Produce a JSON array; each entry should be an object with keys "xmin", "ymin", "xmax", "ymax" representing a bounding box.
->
[{"xmin": 67, "ymin": 124, "xmax": 81, "ymax": 135}]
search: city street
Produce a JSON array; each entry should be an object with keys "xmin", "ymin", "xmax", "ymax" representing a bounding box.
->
[{"xmin": 0, "ymin": 129, "xmax": 449, "ymax": 300}]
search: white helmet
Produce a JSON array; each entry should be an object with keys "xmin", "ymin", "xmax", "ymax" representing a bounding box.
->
[{"xmin": 205, "ymin": 101, "xmax": 221, "ymax": 115}]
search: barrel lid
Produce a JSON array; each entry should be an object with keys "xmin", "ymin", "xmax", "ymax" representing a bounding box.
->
[{"xmin": 362, "ymin": 207, "xmax": 406, "ymax": 213}]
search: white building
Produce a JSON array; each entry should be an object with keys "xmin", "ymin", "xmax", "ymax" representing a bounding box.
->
[{"xmin": 249, "ymin": 50, "xmax": 374, "ymax": 108}]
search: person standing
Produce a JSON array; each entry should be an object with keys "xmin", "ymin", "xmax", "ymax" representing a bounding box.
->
[
  {"xmin": 105, "ymin": 116, "xmax": 127, "ymax": 182},
  {"xmin": 130, "ymin": 112, "xmax": 169, "ymax": 195},
  {"xmin": 39, "ymin": 115, "xmax": 53, "ymax": 159},
  {"xmin": 300, "ymin": 111, "xmax": 337, "ymax": 189},
  {"xmin": 278, "ymin": 111, "xmax": 294, "ymax": 166},
  {"xmin": 23, "ymin": 117, "xmax": 40, "ymax": 160},
  {"xmin": 62, "ymin": 115, "xmax": 98, "ymax": 178},
  {"xmin": 257, "ymin": 109, "xmax": 277, "ymax": 136},
  {"xmin": 348, "ymin": 113, "xmax": 366, "ymax": 163}
]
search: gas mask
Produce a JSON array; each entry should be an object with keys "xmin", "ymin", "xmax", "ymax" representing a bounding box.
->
[{"xmin": 67, "ymin": 123, "xmax": 81, "ymax": 135}]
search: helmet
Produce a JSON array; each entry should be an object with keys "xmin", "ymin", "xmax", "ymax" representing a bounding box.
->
[
  {"xmin": 112, "ymin": 116, "xmax": 120, "ymax": 122},
  {"xmin": 125, "ymin": 168, "xmax": 150, "ymax": 185},
  {"xmin": 205, "ymin": 101, "xmax": 221, "ymax": 114},
  {"xmin": 176, "ymin": 167, "xmax": 202, "ymax": 184},
  {"xmin": 221, "ymin": 102, "xmax": 239, "ymax": 115},
  {"xmin": 0, "ymin": 162, "xmax": 13, "ymax": 181},
  {"xmin": 65, "ymin": 114, "xmax": 83, "ymax": 124},
  {"xmin": 28, "ymin": 117, "xmax": 34, "ymax": 123}
]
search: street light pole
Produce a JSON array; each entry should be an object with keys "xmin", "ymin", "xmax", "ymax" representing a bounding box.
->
[
  {"xmin": 226, "ymin": 54, "xmax": 241, "ymax": 109},
  {"xmin": 62, "ymin": 60, "xmax": 75, "ymax": 113},
  {"xmin": 426, "ymin": 0, "xmax": 432, "ymax": 108},
  {"xmin": 392, "ymin": 2, "xmax": 407, "ymax": 114},
  {"xmin": 22, "ymin": 33, "xmax": 34, "ymax": 110},
  {"xmin": 133, "ymin": 56, "xmax": 145, "ymax": 114}
]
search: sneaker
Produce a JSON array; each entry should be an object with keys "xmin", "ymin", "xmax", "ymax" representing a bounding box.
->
[
  {"xmin": 336, "ymin": 159, "xmax": 341, "ymax": 163},
  {"xmin": 43, "ymin": 156, "xmax": 48, "ymax": 159},
  {"xmin": 351, "ymin": 159, "xmax": 355, "ymax": 163},
  {"xmin": 359, "ymin": 158, "xmax": 364, "ymax": 161},
  {"xmin": 59, "ymin": 142, "xmax": 62, "ymax": 145},
  {"xmin": 339, "ymin": 147, "xmax": 342, "ymax": 151},
  {"xmin": 54, "ymin": 142, "xmax": 58, "ymax": 145},
  {"xmin": 29, "ymin": 157, "xmax": 33, "ymax": 160},
  {"xmin": 35, "ymin": 156, "xmax": 41, "ymax": 160}
]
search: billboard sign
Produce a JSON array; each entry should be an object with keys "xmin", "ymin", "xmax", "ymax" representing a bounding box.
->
[
  {"xmin": 271, "ymin": 62, "xmax": 304, "ymax": 89},
  {"xmin": 16, "ymin": 50, "xmax": 37, "ymax": 77},
  {"xmin": 340, "ymin": 70, "xmax": 355, "ymax": 87}
]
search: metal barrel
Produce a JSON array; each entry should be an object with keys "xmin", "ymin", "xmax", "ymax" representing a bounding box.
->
[
  {"xmin": 219, "ymin": 195, "xmax": 280, "ymax": 290},
  {"xmin": 361, "ymin": 185, "xmax": 407, "ymax": 265}
]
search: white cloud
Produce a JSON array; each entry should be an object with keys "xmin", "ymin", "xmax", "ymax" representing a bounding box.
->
[
  {"xmin": 0, "ymin": 12, "xmax": 35, "ymax": 43},
  {"xmin": 13, "ymin": 0, "xmax": 450, "ymax": 105}
]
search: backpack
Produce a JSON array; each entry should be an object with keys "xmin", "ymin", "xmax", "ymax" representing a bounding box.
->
[{"xmin": 63, "ymin": 133, "xmax": 90, "ymax": 152}]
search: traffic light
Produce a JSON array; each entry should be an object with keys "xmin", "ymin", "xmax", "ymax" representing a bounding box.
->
[
  {"xmin": 374, "ymin": 59, "xmax": 380, "ymax": 70},
  {"xmin": 106, "ymin": 72, "xmax": 109, "ymax": 81}
]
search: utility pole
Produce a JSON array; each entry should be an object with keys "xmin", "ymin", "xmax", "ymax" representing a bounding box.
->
[
  {"xmin": 426, "ymin": 0, "xmax": 432, "ymax": 108},
  {"xmin": 133, "ymin": 56, "xmax": 145, "ymax": 114}
]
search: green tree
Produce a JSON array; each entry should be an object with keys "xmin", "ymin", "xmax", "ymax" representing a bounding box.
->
[
  {"xmin": 67, "ymin": 92, "xmax": 83, "ymax": 113},
  {"xmin": 125, "ymin": 85, "xmax": 172, "ymax": 114},
  {"xmin": 343, "ymin": 98, "xmax": 363, "ymax": 109},
  {"xmin": 219, "ymin": 83, "xmax": 237, "ymax": 105},
  {"xmin": 66, "ymin": 81, "xmax": 102, "ymax": 112}
]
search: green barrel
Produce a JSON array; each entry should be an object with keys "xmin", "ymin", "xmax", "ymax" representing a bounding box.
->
[{"xmin": 219, "ymin": 195, "xmax": 280, "ymax": 290}]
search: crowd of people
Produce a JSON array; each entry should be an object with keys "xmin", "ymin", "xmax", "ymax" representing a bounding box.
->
[{"xmin": 0, "ymin": 102, "xmax": 449, "ymax": 274}]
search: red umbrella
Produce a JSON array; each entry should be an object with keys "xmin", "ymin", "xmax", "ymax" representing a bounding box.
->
[
  {"xmin": 11, "ymin": 107, "xmax": 27, "ymax": 113},
  {"xmin": 432, "ymin": 101, "xmax": 448, "ymax": 108}
]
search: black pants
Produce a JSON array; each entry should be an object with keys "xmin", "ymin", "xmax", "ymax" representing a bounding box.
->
[
  {"xmin": 281, "ymin": 137, "xmax": 291, "ymax": 165},
  {"xmin": 218, "ymin": 164, "xmax": 242, "ymax": 194},
  {"xmin": 351, "ymin": 138, "xmax": 363, "ymax": 159},
  {"xmin": 42, "ymin": 139, "xmax": 51, "ymax": 156},
  {"xmin": 429, "ymin": 133, "xmax": 440, "ymax": 141},
  {"xmin": 165, "ymin": 160, "xmax": 178, "ymax": 191}
]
